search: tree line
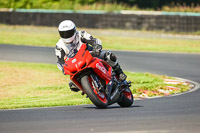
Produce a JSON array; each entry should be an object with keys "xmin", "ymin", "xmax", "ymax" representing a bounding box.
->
[{"xmin": 1, "ymin": 0, "xmax": 200, "ymax": 9}]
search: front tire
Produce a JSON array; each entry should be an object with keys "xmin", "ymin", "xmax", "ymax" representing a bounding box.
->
[{"xmin": 81, "ymin": 75, "xmax": 108, "ymax": 108}]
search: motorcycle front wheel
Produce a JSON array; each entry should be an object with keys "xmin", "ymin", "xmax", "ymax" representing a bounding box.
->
[{"xmin": 81, "ymin": 75, "xmax": 108, "ymax": 109}]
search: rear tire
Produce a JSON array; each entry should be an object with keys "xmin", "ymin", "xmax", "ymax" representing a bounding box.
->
[
  {"xmin": 81, "ymin": 75, "xmax": 108, "ymax": 109},
  {"xmin": 118, "ymin": 87, "xmax": 134, "ymax": 107}
]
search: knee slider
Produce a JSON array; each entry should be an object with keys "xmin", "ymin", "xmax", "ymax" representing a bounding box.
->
[
  {"xmin": 106, "ymin": 51, "xmax": 117, "ymax": 62},
  {"xmin": 110, "ymin": 53, "xmax": 117, "ymax": 62},
  {"xmin": 104, "ymin": 51, "xmax": 117, "ymax": 66},
  {"xmin": 104, "ymin": 51, "xmax": 117, "ymax": 67}
]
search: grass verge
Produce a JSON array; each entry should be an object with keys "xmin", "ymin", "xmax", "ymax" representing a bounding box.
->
[
  {"xmin": 0, "ymin": 24, "xmax": 200, "ymax": 53},
  {"xmin": 0, "ymin": 62, "xmax": 190, "ymax": 109},
  {"xmin": 1, "ymin": 1, "xmax": 200, "ymax": 12}
]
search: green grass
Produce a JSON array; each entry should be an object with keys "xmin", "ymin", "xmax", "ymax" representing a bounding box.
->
[
  {"xmin": 102, "ymin": 36, "xmax": 200, "ymax": 53},
  {"xmin": 0, "ymin": 24, "xmax": 59, "ymax": 47},
  {"xmin": 0, "ymin": 24, "xmax": 200, "ymax": 53},
  {"xmin": 127, "ymin": 72, "xmax": 189, "ymax": 97},
  {"xmin": 0, "ymin": 62, "xmax": 190, "ymax": 109},
  {"xmin": 0, "ymin": 62, "xmax": 91, "ymax": 109},
  {"xmin": 1, "ymin": 1, "xmax": 200, "ymax": 12}
]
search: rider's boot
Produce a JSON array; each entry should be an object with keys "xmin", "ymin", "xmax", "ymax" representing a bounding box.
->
[
  {"xmin": 113, "ymin": 63, "xmax": 127, "ymax": 81},
  {"xmin": 69, "ymin": 81, "xmax": 79, "ymax": 92},
  {"xmin": 102, "ymin": 51, "xmax": 127, "ymax": 81}
]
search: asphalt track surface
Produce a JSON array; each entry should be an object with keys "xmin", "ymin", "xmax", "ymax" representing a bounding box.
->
[{"xmin": 0, "ymin": 44, "xmax": 200, "ymax": 133}]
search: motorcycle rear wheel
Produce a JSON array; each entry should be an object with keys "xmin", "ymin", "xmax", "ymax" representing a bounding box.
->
[
  {"xmin": 117, "ymin": 87, "xmax": 134, "ymax": 107},
  {"xmin": 81, "ymin": 75, "xmax": 108, "ymax": 109}
]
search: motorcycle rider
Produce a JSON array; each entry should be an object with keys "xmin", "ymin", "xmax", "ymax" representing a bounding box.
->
[{"xmin": 55, "ymin": 20, "xmax": 127, "ymax": 92}]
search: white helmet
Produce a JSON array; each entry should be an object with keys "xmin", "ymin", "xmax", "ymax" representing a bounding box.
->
[{"xmin": 58, "ymin": 20, "xmax": 76, "ymax": 44}]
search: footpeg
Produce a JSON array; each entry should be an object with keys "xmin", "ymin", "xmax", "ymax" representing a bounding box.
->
[
  {"xmin": 127, "ymin": 80, "xmax": 132, "ymax": 87},
  {"xmin": 119, "ymin": 80, "xmax": 132, "ymax": 92}
]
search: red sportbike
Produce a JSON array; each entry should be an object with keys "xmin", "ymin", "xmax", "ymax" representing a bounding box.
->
[{"xmin": 63, "ymin": 43, "xmax": 134, "ymax": 108}]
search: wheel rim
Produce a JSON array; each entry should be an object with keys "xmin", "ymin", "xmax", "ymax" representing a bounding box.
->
[{"xmin": 88, "ymin": 76, "xmax": 107, "ymax": 104}]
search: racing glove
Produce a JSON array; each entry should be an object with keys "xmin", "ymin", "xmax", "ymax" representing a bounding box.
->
[{"xmin": 92, "ymin": 44, "xmax": 102, "ymax": 56}]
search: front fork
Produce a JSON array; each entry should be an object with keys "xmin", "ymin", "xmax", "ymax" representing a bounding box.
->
[{"xmin": 90, "ymin": 74, "xmax": 104, "ymax": 91}]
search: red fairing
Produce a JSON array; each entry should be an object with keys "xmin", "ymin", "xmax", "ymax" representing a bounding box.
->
[
  {"xmin": 63, "ymin": 44, "xmax": 93, "ymax": 76},
  {"xmin": 88, "ymin": 58, "xmax": 112, "ymax": 84},
  {"xmin": 62, "ymin": 43, "xmax": 134, "ymax": 108},
  {"xmin": 63, "ymin": 43, "xmax": 112, "ymax": 89}
]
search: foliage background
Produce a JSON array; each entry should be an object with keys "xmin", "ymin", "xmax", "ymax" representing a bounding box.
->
[{"xmin": 0, "ymin": 0, "xmax": 200, "ymax": 12}]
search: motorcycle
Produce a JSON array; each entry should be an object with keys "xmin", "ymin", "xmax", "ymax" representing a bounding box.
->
[{"xmin": 63, "ymin": 43, "xmax": 134, "ymax": 108}]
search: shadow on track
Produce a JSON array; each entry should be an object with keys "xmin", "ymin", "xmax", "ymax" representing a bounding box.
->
[{"xmin": 84, "ymin": 105, "xmax": 143, "ymax": 110}]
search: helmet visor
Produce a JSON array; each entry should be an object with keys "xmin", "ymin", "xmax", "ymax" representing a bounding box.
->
[{"xmin": 59, "ymin": 27, "xmax": 76, "ymax": 39}]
